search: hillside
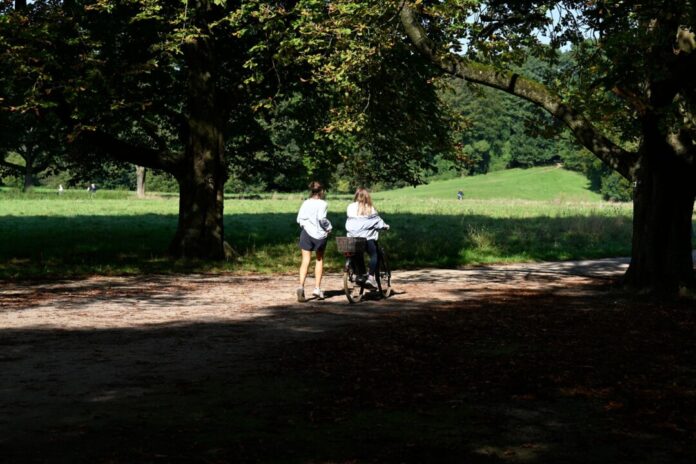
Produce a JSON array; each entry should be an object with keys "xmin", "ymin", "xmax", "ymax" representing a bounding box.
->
[{"xmin": 376, "ymin": 166, "xmax": 602, "ymax": 202}]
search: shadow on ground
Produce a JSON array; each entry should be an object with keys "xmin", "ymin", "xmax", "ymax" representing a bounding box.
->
[{"xmin": 1, "ymin": 281, "xmax": 694, "ymax": 463}]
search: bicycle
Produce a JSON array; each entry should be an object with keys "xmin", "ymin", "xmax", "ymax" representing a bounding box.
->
[{"xmin": 336, "ymin": 236, "xmax": 392, "ymax": 303}]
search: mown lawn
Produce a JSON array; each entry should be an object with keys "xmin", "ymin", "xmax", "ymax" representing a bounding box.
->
[
  {"xmin": 378, "ymin": 166, "xmax": 603, "ymax": 202},
  {"xmin": 0, "ymin": 193, "xmax": 640, "ymax": 279}
]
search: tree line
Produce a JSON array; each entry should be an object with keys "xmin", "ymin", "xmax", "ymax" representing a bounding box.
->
[{"xmin": 0, "ymin": 52, "xmax": 632, "ymax": 202}]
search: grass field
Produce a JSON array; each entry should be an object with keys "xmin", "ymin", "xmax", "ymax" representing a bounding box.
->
[
  {"xmin": 2, "ymin": 167, "xmax": 693, "ymax": 279},
  {"xmin": 377, "ymin": 166, "xmax": 602, "ymax": 202},
  {"xmin": 0, "ymin": 195, "xmax": 635, "ymax": 278}
]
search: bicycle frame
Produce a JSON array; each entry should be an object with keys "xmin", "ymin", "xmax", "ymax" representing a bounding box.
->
[{"xmin": 341, "ymin": 241, "xmax": 391, "ymax": 303}]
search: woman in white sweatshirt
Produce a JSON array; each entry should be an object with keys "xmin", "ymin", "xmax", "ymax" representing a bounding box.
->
[{"xmin": 296, "ymin": 181, "xmax": 332, "ymax": 302}]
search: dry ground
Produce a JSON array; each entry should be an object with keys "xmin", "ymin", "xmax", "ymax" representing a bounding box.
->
[{"xmin": 1, "ymin": 259, "xmax": 695, "ymax": 463}]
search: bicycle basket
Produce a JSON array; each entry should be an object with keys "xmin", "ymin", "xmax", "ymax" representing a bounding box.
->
[{"xmin": 336, "ymin": 236, "xmax": 366, "ymax": 253}]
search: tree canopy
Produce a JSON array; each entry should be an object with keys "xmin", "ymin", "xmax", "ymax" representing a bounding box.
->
[{"xmin": 394, "ymin": 0, "xmax": 695, "ymax": 291}]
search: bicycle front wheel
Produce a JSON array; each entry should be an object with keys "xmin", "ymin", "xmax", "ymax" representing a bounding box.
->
[{"xmin": 376, "ymin": 248, "xmax": 392, "ymax": 298}]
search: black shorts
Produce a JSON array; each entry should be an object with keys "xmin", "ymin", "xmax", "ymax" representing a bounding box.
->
[{"xmin": 299, "ymin": 229, "xmax": 327, "ymax": 252}]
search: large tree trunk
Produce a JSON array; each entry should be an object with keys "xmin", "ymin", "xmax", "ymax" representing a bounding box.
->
[
  {"xmin": 624, "ymin": 133, "xmax": 696, "ymax": 292},
  {"xmin": 167, "ymin": 4, "xmax": 229, "ymax": 260},
  {"xmin": 136, "ymin": 165, "xmax": 146, "ymax": 198},
  {"xmin": 172, "ymin": 162, "xmax": 226, "ymax": 260},
  {"xmin": 168, "ymin": 34, "xmax": 227, "ymax": 260}
]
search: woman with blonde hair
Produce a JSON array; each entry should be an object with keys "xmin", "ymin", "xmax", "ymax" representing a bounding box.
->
[{"xmin": 345, "ymin": 187, "xmax": 389, "ymax": 288}]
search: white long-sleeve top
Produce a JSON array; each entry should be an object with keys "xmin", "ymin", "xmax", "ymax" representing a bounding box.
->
[
  {"xmin": 297, "ymin": 198, "xmax": 332, "ymax": 239},
  {"xmin": 345, "ymin": 202, "xmax": 387, "ymax": 241},
  {"xmin": 346, "ymin": 202, "xmax": 376, "ymax": 218}
]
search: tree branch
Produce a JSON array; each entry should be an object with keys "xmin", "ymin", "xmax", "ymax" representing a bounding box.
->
[
  {"xmin": 611, "ymin": 86, "xmax": 649, "ymax": 115},
  {"xmin": 0, "ymin": 158, "xmax": 23, "ymax": 173},
  {"xmin": 34, "ymin": 159, "xmax": 52, "ymax": 173},
  {"xmin": 78, "ymin": 129, "xmax": 184, "ymax": 174},
  {"xmin": 139, "ymin": 117, "xmax": 171, "ymax": 153},
  {"xmin": 399, "ymin": 5, "xmax": 640, "ymax": 180},
  {"xmin": 668, "ymin": 129, "xmax": 696, "ymax": 167}
]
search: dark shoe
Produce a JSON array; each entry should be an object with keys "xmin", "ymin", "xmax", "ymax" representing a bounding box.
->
[{"xmin": 296, "ymin": 287, "xmax": 305, "ymax": 302}]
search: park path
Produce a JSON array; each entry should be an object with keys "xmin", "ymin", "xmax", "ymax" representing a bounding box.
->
[
  {"xmin": 0, "ymin": 256, "xmax": 636, "ymax": 331},
  {"xmin": 0, "ymin": 257, "xmax": 629, "ymax": 425},
  {"xmin": 0, "ymin": 255, "xmax": 694, "ymax": 462}
]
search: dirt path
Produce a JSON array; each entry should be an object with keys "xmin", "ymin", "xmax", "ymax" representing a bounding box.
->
[
  {"xmin": 0, "ymin": 259, "xmax": 624, "ymax": 334},
  {"xmin": 1, "ymin": 258, "xmax": 694, "ymax": 463}
]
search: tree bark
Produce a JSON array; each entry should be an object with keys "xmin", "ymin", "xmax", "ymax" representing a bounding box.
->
[
  {"xmin": 168, "ymin": 35, "xmax": 227, "ymax": 260},
  {"xmin": 624, "ymin": 125, "xmax": 696, "ymax": 292},
  {"xmin": 136, "ymin": 165, "xmax": 146, "ymax": 198},
  {"xmin": 22, "ymin": 148, "xmax": 35, "ymax": 192}
]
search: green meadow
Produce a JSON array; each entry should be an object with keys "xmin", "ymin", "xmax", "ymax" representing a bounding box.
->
[
  {"xmin": 0, "ymin": 167, "xmax": 655, "ymax": 279},
  {"xmin": 377, "ymin": 166, "xmax": 602, "ymax": 202}
]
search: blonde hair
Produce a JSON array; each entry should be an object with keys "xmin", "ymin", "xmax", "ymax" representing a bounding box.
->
[{"xmin": 353, "ymin": 187, "xmax": 374, "ymax": 216}]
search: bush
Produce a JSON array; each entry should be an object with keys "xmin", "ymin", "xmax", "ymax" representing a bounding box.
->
[
  {"xmin": 600, "ymin": 171, "xmax": 633, "ymax": 202},
  {"xmin": 147, "ymin": 171, "xmax": 179, "ymax": 193}
]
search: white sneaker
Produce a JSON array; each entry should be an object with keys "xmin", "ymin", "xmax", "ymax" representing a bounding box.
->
[
  {"xmin": 296, "ymin": 287, "xmax": 305, "ymax": 302},
  {"xmin": 312, "ymin": 288, "xmax": 325, "ymax": 300},
  {"xmin": 366, "ymin": 275, "xmax": 377, "ymax": 288}
]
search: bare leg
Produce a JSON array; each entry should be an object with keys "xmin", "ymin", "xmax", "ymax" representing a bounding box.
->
[
  {"xmin": 314, "ymin": 249, "xmax": 324, "ymax": 289},
  {"xmin": 299, "ymin": 249, "xmax": 312, "ymax": 287}
]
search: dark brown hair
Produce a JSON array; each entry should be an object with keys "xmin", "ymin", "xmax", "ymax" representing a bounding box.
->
[{"xmin": 309, "ymin": 181, "xmax": 324, "ymax": 198}]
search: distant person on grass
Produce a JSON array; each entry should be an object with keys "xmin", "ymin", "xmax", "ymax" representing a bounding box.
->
[
  {"xmin": 457, "ymin": 190, "xmax": 463, "ymax": 200},
  {"xmin": 345, "ymin": 188, "xmax": 389, "ymax": 289},
  {"xmin": 296, "ymin": 181, "xmax": 332, "ymax": 302}
]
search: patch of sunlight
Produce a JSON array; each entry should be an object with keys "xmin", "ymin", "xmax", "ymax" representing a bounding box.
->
[
  {"xmin": 88, "ymin": 387, "xmax": 147, "ymax": 403},
  {"xmin": 474, "ymin": 443, "xmax": 550, "ymax": 462},
  {"xmin": 289, "ymin": 326, "xmax": 328, "ymax": 333}
]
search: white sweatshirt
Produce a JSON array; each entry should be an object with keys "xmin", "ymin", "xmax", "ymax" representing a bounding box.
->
[{"xmin": 297, "ymin": 198, "xmax": 332, "ymax": 239}]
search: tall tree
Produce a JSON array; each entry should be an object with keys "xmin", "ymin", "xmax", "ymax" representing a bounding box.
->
[
  {"xmin": 393, "ymin": 0, "xmax": 695, "ymax": 292},
  {"xmin": 2, "ymin": 0, "xmax": 458, "ymax": 258},
  {"xmin": 0, "ymin": 118, "xmax": 64, "ymax": 191},
  {"xmin": 0, "ymin": 1, "xmax": 67, "ymax": 191}
]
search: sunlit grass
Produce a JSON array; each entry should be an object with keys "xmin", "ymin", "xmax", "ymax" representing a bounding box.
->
[
  {"xmin": 376, "ymin": 166, "xmax": 603, "ymax": 202},
  {"xmin": 0, "ymin": 191, "xmax": 651, "ymax": 279}
]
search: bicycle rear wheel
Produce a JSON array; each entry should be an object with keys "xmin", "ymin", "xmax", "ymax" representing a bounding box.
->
[{"xmin": 343, "ymin": 261, "xmax": 364, "ymax": 303}]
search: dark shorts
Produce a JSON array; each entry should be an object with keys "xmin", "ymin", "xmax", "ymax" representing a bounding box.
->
[{"xmin": 299, "ymin": 229, "xmax": 327, "ymax": 252}]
